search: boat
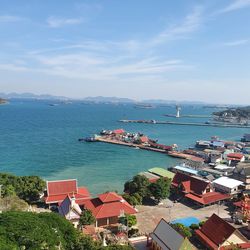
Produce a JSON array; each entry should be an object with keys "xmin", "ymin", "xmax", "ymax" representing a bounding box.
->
[{"xmin": 78, "ymin": 137, "xmax": 97, "ymax": 142}]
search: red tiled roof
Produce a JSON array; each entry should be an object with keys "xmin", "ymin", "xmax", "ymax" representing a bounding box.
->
[
  {"xmin": 45, "ymin": 191, "xmax": 90, "ymax": 204},
  {"xmin": 78, "ymin": 187, "xmax": 90, "ymax": 197},
  {"xmin": 185, "ymin": 192, "xmax": 230, "ymax": 205},
  {"xmin": 172, "ymin": 172, "xmax": 210, "ymax": 195},
  {"xmin": 113, "ymin": 129, "xmax": 125, "ymax": 134},
  {"xmin": 227, "ymin": 153, "xmax": 244, "ymax": 159},
  {"xmin": 84, "ymin": 192, "xmax": 137, "ymax": 219},
  {"xmin": 195, "ymin": 229, "xmax": 218, "ymax": 250},
  {"xmin": 197, "ymin": 214, "xmax": 235, "ymax": 247},
  {"xmin": 47, "ymin": 179, "xmax": 77, "ymax": 196},
  {"xmin": 98, "ymin": 192, "xmax": 122, "ymax": 203}
]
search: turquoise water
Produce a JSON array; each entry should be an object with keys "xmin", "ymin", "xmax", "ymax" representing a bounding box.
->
[{"xmin": 0, "ymin": 100, "xmax": 249, "ymax": 195}]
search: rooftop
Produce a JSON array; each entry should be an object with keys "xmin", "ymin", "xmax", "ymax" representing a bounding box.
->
[
  {"xmin": 212, "ymin": 176, "xmax": 244, "ymax": 189},
  {"xmin": 148, "ymin": 167, "xmax": 175, "ymax": 179},
  {"xmin": 173, "ymin": 165, "xmax": 198, "ymax": 175}
]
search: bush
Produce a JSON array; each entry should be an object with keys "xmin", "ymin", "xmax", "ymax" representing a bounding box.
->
[
  {"xmin": 190, "ymin": 223, "xmax": 199, "ymax": 230},
  {"xmin": 171, "ymin": 223, "xmax": 192, "ymax": 238}
]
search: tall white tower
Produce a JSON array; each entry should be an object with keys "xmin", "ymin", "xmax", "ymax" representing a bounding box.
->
[{"xmin": 176, "ymin": 105, "xmax": 181, "ymax": 118}]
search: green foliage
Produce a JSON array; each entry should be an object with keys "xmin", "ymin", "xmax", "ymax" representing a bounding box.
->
[
  {"xmin": 189, "ymin": 223, "xmax": 199, "ymax": 230},
  {"xmin": 75, "ymin": 235, "xmax": 102, "ymax": 250},
  {"xmin": 0, "ymin": 211, "xmax": 78, "ymax": 249},
  {"xmin": 124, "ymin": 175, "xmax": 150, "ymax": 198},
  {"xmin": 79, "ymin": 209, "xmax": 96, "ymax": 227},
  {"xmin": 0, "ymin": 173, "xmax": 46, "ymax": 203},
  {"xmin": 122, "ymin": 193, "xmax": 142, "ymax": 206},
  {"xmin": 149, "ymin": 177, "xmax": 171, "ymax": 203},
  {"xmin": 119, "ymin": 214, "xmax": 137, "ymax": 228},
  {"xmin": 128, "ymin": 228, "xmax": 139, "ymax": 237},
  {"xmin": 171, "ymin": 223, "xmax": 192, "ymax": 238},
  {"xmin": 199, "ymin": 221, "xmax": 206, "ymax": 227},
  {"xmin": 0, "ymin": 195, "xmax": 29, "ymax": 211}
]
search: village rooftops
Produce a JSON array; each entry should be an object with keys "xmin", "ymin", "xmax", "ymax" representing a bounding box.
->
[
  {"xmin": 148, "ymin": 167, "xmax": 175, "ymax": 179},
  {"xmin": 212, "ymin": 177, "xmax": 243, "ymax": 189}
]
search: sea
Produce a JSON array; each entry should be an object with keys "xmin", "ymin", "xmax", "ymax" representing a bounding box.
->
[{"xmin": 0, "ymin": 100, "xmax": 249, "ymax": 195}]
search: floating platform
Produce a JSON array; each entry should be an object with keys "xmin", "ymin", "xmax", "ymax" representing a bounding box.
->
[{"xmin": 119, "ymin": 119, "xmax": 250, "ymax": 128}]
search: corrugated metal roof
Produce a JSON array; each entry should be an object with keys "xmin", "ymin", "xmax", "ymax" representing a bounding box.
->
[
  {"xmin": 151, "ymin": 219, "xmax": 184, "ymax": 250},
  {"xmin": 212, "ymin": 176, "xmax": 243, "ymax": 189},
  {"xmin": 148, "ymin": 167, "xmax": 175, "ymax": 179},
  {"xmin": 174, "ymin": 165, "xmax": 198, "ymax": 175}
]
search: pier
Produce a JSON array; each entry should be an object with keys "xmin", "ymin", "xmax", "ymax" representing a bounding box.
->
[
  {"xmin": 119, "ymin": 119, "xmax": 250, "ymax": 128},
  {"xmin": 96, "ymin": 137, "xmax": 167, "ymax": 154}
]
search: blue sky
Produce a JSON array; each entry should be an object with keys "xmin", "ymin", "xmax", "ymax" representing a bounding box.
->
[{"xmin": 0, "ymin": 0, "xmax": 250, "ymax": 104}]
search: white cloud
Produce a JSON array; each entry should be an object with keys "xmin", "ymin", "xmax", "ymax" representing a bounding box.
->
[
  {"xmin": 149, "ymin": 6, "xmax": 203, "ymax": 46},
  {"xmin": 0, "ymin": 63, "xmax": 28, "ymax": 72},
  {"xmin": 223, "ymin": 39, "xmax": 249, "ymax": 46},
  {"xmin": 0, "ymin": 15, "xmax": 23, "ymax": 22},
  {"xmin": 47, "ymin": 16, "xmax": 83, "ymax": 28},
  {"xmin": 217, "ymin": 0, "xmax": 250, "ymax": 14}
]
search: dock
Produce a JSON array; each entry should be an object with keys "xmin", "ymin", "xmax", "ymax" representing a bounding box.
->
[
  {"xmin": 96, "ymin": 137, "xmax": 167, "ymax": 154},
  {"xmin": 119, "ymin": 119, "xmax": 250, "ymax": 128}
]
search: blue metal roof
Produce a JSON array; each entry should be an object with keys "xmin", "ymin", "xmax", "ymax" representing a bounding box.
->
[
  {"xmin": 174, "ymin": 165, "xmax": 198, "ymax": 175},
  {"xmin": 171, "ymin": 217, "xmax": 200, "ymax": 227}
]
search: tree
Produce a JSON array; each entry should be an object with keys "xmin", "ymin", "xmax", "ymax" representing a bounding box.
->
[
  {"xmin": 122, "ymin": 193, "xmax": 142, "ymax": 206},
  {"xmin": 0, "ymin": 173, "xmax": 46, "ymax": 203},
  {"xmin": 171, "ymin": 223, "xmax": 192, "ymax": 238},
  {"xmin": 119, "ymin": 214, "xmax": 137, "ymax": 228},
  {"xmin": 124, "ymin": 175, "xmax": 150, "ymax": 199},
  {"xmin": 149, "ymin": 177, "xmax": 171, "ymax": 203},
  {"xmin": 0, "ymin": 211, "xmax": 78, "ymax": 249},
  {"xmin": 79, "ymin": 209, "xmax": 96, "ymax": 228}
]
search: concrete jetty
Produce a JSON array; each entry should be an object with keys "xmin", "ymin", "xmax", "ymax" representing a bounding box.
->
[{"xmin": 119, "ymin": 119, "xmax": 250, "ymax": 128}]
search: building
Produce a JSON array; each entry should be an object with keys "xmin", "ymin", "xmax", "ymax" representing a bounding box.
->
[
  {"xmin": 150, "ymin": 218, "xmax": 195, "ymax": 250},
  {"xmin": 227, "ymin": 153, "xmax": 245, "ymax": 166},
  {"xmin": 232, "ymin": 163, "xmax": 250, "ymax": 189},
  {"xmin": 58, "ymin": 195, "xmax": 82, "ymax": 228},
  {"xmin": 195, "ymin": 214, "xmax": 249, "ymax": 250},
  {"xmin": 83, "ymin": 192, "xmax": 137, "ymax": 227},
  {"xmin": 44, "ymin": 179, "xmax": 90, "ymax": 206},
  {"xmin": 172, "ymin": 173, "xmax": 230, "ymax": 206},
  {"xmin": 148, "ymin": 167, "xmax": 175, "ymax": 180},
  {"xmin": 212, "ymin": 176, "xmax": 244, "ymax": 195},
  {"xmin": 172, "ymin": 165, "xmax": 199, "ymax": 176}
]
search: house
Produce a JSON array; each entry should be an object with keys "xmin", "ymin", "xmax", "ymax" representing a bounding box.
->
[
  {"xmin": 172, "ymin": 165, "xmax": 199, "ymax": 176},
  {"xmin": 83, "ymin": 192, "xmax": 137, "ymax": 227},
  {"xmin": 58, "ymin": 195, "xmax": 82, "ymax": 228},
  {"xmin": 195, "ymin": 214, "xmax": 249, "ymax": 250},
  {"xmin": 232, "ymin": 163, "xmax": 250, "ymax": 189},
  {"xmin": 227, "ymin": 153, "xmax": 245, "ymax": 166},
  {"xmin": 212, "ymin": 176, "xmax": 244, "ymax": 195},
  {"xmin": 150, "ymin": 218, "xmax": 195, "ymax": 250},
  {"xmin": 172, "ymin": 173, "xmax": 230, "ymax": 206},
  {"xmin": 44, "ymin": 179, "xmax": 90, "ymax": 206}
]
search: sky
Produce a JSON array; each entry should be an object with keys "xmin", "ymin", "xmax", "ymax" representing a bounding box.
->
[{"xmin": 0, "ymin": 0, "xmax": 250, "ymax": 104}]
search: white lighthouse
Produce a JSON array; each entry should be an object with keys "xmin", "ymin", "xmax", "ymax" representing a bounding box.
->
[{"xmin": 176, "ymin": 105, "xmax": 181, "ymax": 118}]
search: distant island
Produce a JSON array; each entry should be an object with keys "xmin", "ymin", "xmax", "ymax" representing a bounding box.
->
[{"xmin": 213, "ymin": 106, "xmax": 250, "ymax": 125}]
